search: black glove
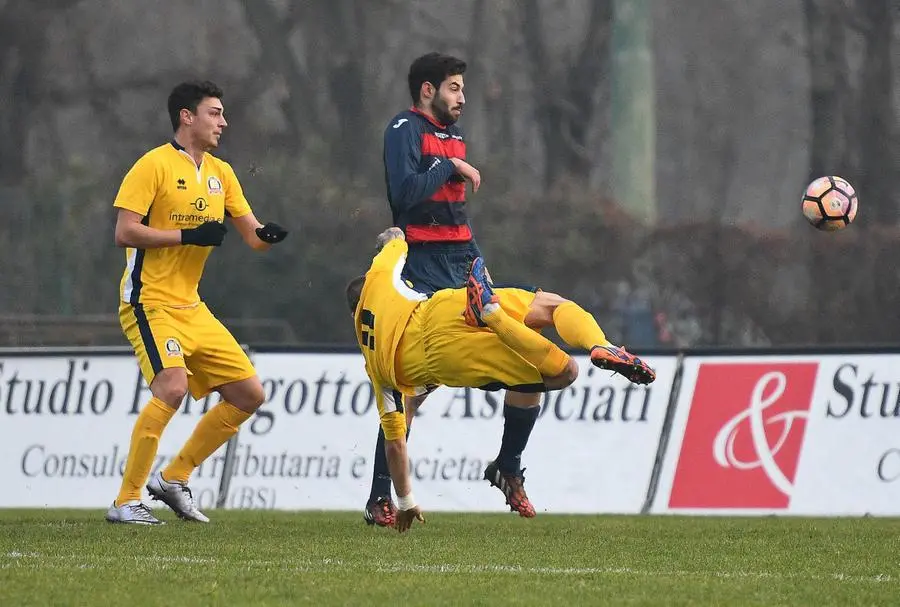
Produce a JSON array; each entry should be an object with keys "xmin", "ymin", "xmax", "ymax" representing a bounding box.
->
[
  {"xmin": 181, "ymin": 221, "xmax": 227, "ymax": 246},
  {"xmin": 255, "ymin": 222, "xmax": 288, "ymax": 244}
]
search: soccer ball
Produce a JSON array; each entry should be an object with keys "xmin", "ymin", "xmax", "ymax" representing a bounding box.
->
[{"xmin": 801, "ymin": 176, "xmax": 858, "ymax": 231}]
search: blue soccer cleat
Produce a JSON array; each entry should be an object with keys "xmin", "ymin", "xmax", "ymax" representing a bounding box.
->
[{"xmin": 463, "ymin": 257, "xmax": 498, "ymax": 327}]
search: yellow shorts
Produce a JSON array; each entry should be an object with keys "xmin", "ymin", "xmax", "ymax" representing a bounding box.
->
[
  {"xmin": 396, "ymin": 287, "xmax": 545, "ymax": 392},
  {"xmin": 119, "ymin": 302, "xmax": 256, "ymax": 399}
]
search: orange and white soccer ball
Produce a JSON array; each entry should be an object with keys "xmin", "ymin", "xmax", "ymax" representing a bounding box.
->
[{"xmin": 801, "ymin": 176, "xmax": 858, "ymax": 231}]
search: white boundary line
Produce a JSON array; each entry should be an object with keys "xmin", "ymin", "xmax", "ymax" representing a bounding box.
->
[{"xmin": 2, "ymin": 552, "xmax": 896, "ymax": 583}]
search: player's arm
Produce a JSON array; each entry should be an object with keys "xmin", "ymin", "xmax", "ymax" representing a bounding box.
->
[
  {"xmin": 113, "ymin": 155, "xmax": 181, "ymax": 248},
  {"xmin": 368, "ymin": 229, "xmax": 408, "ymax": 272},
  {"xmin": 113, "ymin": 155, "xmax": 226, "ymax": 248},
  {"xmin": 375, "ymin": 385, "xmax": 424, "ymax": 533},
  {"xmin": 228, "ymin": 211, "xmax": 288, "ymax": 251},
  {"xmin": 384, "ymin": 120, "xmax": 455, "ymax": 210},
  {"xmin": 115, "ymin": 209, "xmax": 227, "ymax": 249},
  {"xmin": 221, "ymin": 162, "xmax": 288, "ymax": 250},
  {"xmin": 114, "ymin": 209, "xmax": 226, "ymax": 248},
  {"xmin": 114, "ymin": 209, "xmax": 183, "ymax": 248}
]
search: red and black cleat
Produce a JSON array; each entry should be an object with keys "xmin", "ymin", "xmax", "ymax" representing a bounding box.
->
[
  {"xmin": 363, "ymin": 496, "xmax": 397, "ymax": 527},
  {"xmin": 483, "ymin": 460, "xmax": 536, "ymax": 518},
  {"xmin": 590, "ymin": 345, "xmax": 656, "ymax": 385}
]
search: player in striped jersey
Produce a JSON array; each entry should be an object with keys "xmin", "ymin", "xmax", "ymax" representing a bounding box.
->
[{"xmin": 364, "ymin": 53, "xmax": 553, "ymax": 525}]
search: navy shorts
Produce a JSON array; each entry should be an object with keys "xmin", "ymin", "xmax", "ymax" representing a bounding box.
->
[
  {"xmin": 402, "ymin": 241, "xmax": 538, "ymax": 295},
  {"xmin": 402, "ymin": 241, "xmax": 482, "ymax": 294}
]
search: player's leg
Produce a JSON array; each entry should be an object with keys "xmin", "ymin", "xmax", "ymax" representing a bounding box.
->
[
  {"xmin": 365, "ymin": 392, "xmax": 426, "ymax": 527},
  {"xmin": 423, "ymin": 280, "xmax": 578, "ymax": 517},
  {"xmin": 149, "ymin": 304, "xmax": 261, "ymax": 522},
  {"xmin": 483, "ymin": 352, "xmax": 577, "ymax": 516},
  {"xmin": 465, "ymin": 259, "xmax": 570, "ymax": 377},
  {"xmin": 160, "ymin": 375, "xmax": 263, "ymax": 484},
  {"xmin": 524, "ymin": 291, "xmax": 655, "ymax": 384},
  {"xmin": 464, "ymin": 279, "xmax": 588, "ymax": 501},
  {"xmin": 108, "ymin": 305, "xmax": 191, "ymax": 525},
  {"xmin": 484, "ymin": 390, "xmax": 541, "ymax": 517},
  {"xmin": 362, "ymin": 243, "xmax": 462, "ymax": 526},
  {"xmin": 466, "ymin": 260, "xmax": 599, "ymax": 516},
  {"xmin": 487, "ymin": 290, "xmax": 583, "ymax": 478}
]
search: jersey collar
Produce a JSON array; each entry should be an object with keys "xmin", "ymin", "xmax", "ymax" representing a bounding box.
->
[
  {"xmin": 170, "ymin": 139, "xmax": 204, "ymax": 172},
  {"xmin": 410, "ymin": 106, "xmax": 448, "ymax": 129}
]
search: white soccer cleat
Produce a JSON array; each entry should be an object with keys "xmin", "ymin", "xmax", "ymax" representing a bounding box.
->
[
  {"xmin": 146, "ymin": 471, "xmax": 210, "ymax": 523},
  {"xmin": 105, "ymin": 500, "xmax": 164, "ymax": 525}
]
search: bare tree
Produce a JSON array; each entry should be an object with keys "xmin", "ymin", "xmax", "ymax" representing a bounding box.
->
[
  {"xmin": 804, "ymin": 0, "xmax": 856, "ymax": 181},
  {"xmin": 519, "ymin": 0, "xmax": 613, "ymax": 187},
  {"xmin": 0, "ymin": 0, "xmax": 79, "ymax": 185},
  {"xmin": 857, "ymin": 0, "xmax": 897, "ymax": 224},
  {"xmin": 238, "ymin": 0, "xmax": 319, "ymax": 147}
]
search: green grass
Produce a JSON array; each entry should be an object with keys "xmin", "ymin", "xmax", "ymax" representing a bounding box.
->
[{"xmin": 1, "ymin": 510, "xmax": 898, "ymax": 606}]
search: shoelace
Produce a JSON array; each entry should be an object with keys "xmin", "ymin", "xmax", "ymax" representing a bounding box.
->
[
  {"xmin": 130, "ymin": 503, "xmax": 156, "ymax": 521},
  {"xmin": 178, "ymin": 485, "xmax": 199, "ymax": 511},
  {"xmin": 501, "ymin": 468, "xmax": 528, "ymax": 496}
]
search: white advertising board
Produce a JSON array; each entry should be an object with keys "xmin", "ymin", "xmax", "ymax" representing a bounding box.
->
[
  {"xmin": 246, "ymin": 352, "xmax": 677, "ymax": 514},
  {"xmin": 0, "ymin": 354, "xmax": 231, "ymax": 509},
  {"xmin": 651, "ymin": 354, "xmax": 900, "ymax": 516},
  {"xmin": 0, "ymin": 351, "xmax": 677, "ymax": 514}
]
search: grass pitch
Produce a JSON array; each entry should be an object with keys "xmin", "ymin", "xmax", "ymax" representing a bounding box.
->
[{"xmin": 1, "ymin": 509, "xmax": 898, "ymax": 606}]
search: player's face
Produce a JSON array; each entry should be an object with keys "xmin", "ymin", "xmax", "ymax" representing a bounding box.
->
[
  {"xmin": 189, "ymin": 97, "xmax": 228, "ymax": 149},
  {"xmin": 432, "ymin": 75, "xmax": 465, "ymax": 125}
]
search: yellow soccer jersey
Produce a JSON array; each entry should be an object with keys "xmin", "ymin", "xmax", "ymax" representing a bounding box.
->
[
  {"xmin": 114, "ymin": 142, "xmax": 252, "ymax": 306},
  {"xmin": 354, "ymin": 239, "xmax": 427, "ymax": 393}
]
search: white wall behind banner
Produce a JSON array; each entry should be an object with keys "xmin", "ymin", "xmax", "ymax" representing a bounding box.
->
[
  {"xmin": 651, "ymin": 354, "xmax": 900, "ymax": 516},
  {"xmin": 236, "ymin": 353, "xmax": 678, "ymax": 514},
  {"xmin": 0, "ymin": 351, "xmax": 676, "ymax": 514}
]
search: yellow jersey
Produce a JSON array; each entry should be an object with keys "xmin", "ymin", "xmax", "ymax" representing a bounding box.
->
[
  {"xmin": 113, "ymin": 142, "xmax": 252, "ymax": 306},
  {"xmin": 354, "ymin": 239, "xmax": 427, "ymax": 394}
]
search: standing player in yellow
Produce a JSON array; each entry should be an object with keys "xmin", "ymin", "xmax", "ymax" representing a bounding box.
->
[
  {"xmin": 348, "ymin": 228, "xmax": 655, "ymax": 531},
  {"xmin": 106, "ymin": 81, "xmax": 288, "ymax": 525}
]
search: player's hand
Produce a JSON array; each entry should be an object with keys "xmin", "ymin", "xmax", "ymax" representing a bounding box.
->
[
  {"xmin": 395, "ymin": 506, "xmax": 425, "ymax": 533},
  {"xmin": 181, "ymin": 221, "xmax": 227, "ymax": 246},
  {"xmin": 255, "ymin": 222, "xmax": 289, "ymax": 244},
  {"xmin": 376, "ymin": 227, "xmax": 405, "ymax": 251},
  {"xmin": 450, "ymin": 158, "xmax": 481, "ymax": 193}
]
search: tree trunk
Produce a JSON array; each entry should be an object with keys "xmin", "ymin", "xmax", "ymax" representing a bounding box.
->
[{"xmin": 858, "ymin": 0, "xmax": 897, "ymax": 223}]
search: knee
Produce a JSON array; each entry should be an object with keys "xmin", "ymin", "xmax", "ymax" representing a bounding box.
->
[
  {"xmin": 543, "ymin": 358, "xmax": 579, "ymax": 390},
  {"xmin": 525, "ymin": 291, "xmax": 571, "ymax": 329},
  {"xmin": 152, "ymin": 373, "xmax": 189, "ymax": 408},
  {"xmin": 503, "ymin": 390, "xmax": 542, "ymax": 407},
  {"xmin": 241, "ymin": 383, "xmax": 266, "ymax": 412},
  {"xmin": 562, "ymin": 358, "xmax": 579, "ymax": 385},
  {"xmin": 218, "ymin": 377, "xmax": 267, "ymax": 413}
]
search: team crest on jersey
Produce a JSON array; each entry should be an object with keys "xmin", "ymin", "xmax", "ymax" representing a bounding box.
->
[
  {"xmin": 164, "ymin": 338, "xmax": 183, "ymax": 357},
  {"xmin": 207, "ymin": 176, "xmax": 223, "ymax": 195}
]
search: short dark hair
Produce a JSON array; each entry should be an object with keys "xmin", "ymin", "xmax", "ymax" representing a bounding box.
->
[
  {"xmin": 167, "ymin": 80, "xmax": 224, "ymax": 132},
  {"xmin": 346, "ymin": 275, "xmax": 366, "ymax": 315},
  {"xmin": 407, "ymin": 52, "xmax": 466, "ymax": 104}
]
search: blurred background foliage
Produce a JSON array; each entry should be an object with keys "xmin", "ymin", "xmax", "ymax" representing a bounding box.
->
[{"xmin": 0, "ymin": 0, "xmax": 896, "ymax": 348}]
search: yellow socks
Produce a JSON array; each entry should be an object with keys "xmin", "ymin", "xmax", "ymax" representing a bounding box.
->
[
  {"xmin": 162, "ymin": 401, "xmax": 251, "ymax": 483},
  {"xmin": 552, "ymin": 301, "xmax": 610, "ymax": 351},
  {"xmin": 116, "ymin": 397, "xmax": 176, "ymax": 506},
  {"xmin": 483, "ymin": 305, "xmax": 570, "ymax": 377}
]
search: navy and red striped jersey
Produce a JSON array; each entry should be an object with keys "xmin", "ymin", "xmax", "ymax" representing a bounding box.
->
[{"xmin": 383, "ymin": 107, "xmax": 472, "ymax": 243}]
